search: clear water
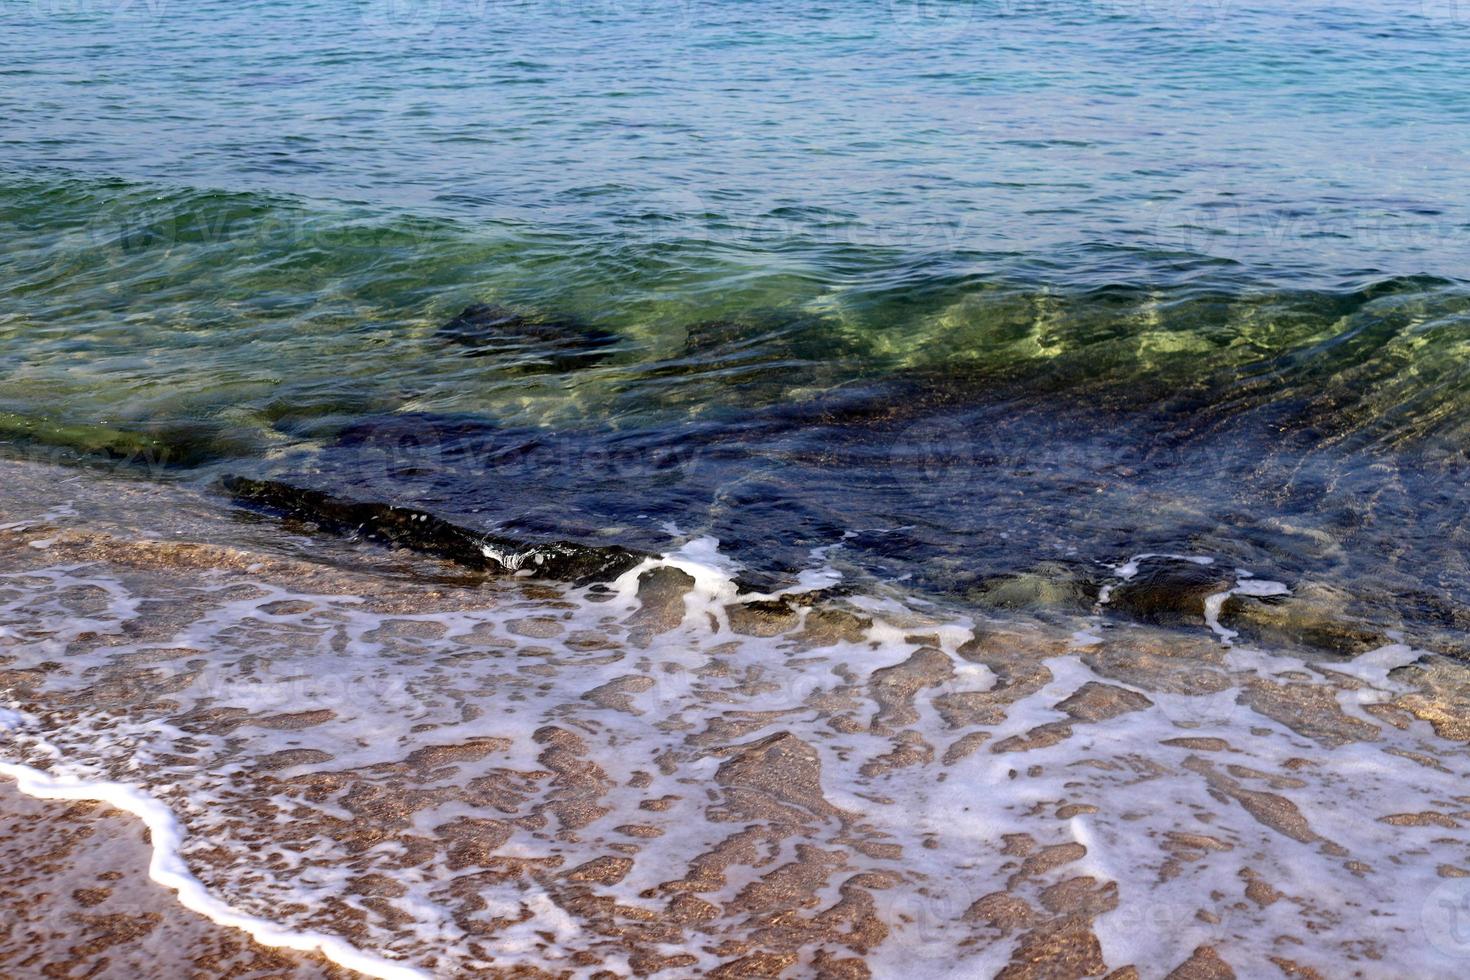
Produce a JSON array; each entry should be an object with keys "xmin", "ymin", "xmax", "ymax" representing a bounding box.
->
[
  {"xmin": 7, "ymin": 0, "xmax": 1470, "ymax": 274},
  {"xmin": 4, "ymin": 0, "xmax": 1470, "ymax": 633},
  {"xmin": 5, "ymin": 459, "xmax": 1470, "ymax": 979}
]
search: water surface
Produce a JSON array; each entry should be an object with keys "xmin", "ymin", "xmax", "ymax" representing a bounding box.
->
[{"xmin": 3, "ymin": 1, "xmax": 1470, "ymax": 975}]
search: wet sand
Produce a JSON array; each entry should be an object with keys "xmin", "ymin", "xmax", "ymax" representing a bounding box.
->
[
  {"xmin": 4, "ymin": 457, "xmax": 1470, "ymax": 977},
  {"xmin": 0, "ymin": 780, "xmax": 339, "ymax": 979}
]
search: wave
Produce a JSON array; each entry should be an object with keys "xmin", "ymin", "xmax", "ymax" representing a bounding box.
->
[{"xmin": 2, "ymin": 174, "xmax": 1468, "ymax": 650}]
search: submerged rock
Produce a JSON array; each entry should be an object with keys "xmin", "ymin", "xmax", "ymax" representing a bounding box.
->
[
  {"xmin": 726, "ymin": 597, "xmax": 802, "ymax": 637},
  {"xmin": 1106, "ymin": 558, "xmax": 1235, "ymax": 626},
  {"xmin": 970, "ymin": 563, "xmax": 1103, "ymax": 615},
  {"xmin": 437, "ymin": 302, "xmax": 620, "ymax": 370},
  {"xmin": 1054, "ymin": 681, "xmax": 1153, "ymax": 722},
  {"xmin": 1219, "ymin": 581, "xmax": 1386, "ymax": 655},
  {"xmin": 1079, "ymin": 630, "xmax": 1232, "ymax": 696},
  {"xmin": 714, "ymin": 731, "xmax": 849, "ymax": 824},
  {"xmin": 221, "ymin": 475, "xmax": 644, "ymax": 583},
  {"xmin": 626, "ymin": 566, "xmax": 695, "ymax": 646}
]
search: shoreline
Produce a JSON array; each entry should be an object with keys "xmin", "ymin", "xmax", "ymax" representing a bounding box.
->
[
  {"xmin": 4, "ymin": 455, "xmax": 1470, "ymax": 976},
  {"xmin": 0, "ymin": 778, "xmax": 342, "ymax": 979}
]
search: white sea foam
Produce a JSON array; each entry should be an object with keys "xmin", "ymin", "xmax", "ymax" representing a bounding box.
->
[
  {"xmin": 1204, "ymin": 576, "xmax": 1291, "ymax": 642},
  {"xmin": 0, "ymin": 716, "xmax": 427, "ymax": 980},
  {"xmin": 4, "ymin": 507, "xmax": 1470, "ymax": 977}
]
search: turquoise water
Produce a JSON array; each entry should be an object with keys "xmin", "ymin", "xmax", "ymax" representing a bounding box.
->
[
  {"xmin": 2, "ymin": 0, "xmax": 1469, "ymax": 642},
  {"xmin": 6, "ymin": 0, "xmax": 1470, "ymax": 275}
]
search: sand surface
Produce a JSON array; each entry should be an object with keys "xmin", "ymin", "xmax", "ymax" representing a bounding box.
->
[
  {"xmin": 0, "ymin": 780, "xmax": 339, "ymax": 979},
  {"xmin": 5, "ymin": 459, "xmax": 1470, "ymax": 977}
]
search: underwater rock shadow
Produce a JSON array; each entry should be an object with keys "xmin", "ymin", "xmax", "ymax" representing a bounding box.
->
[{"xmin": 436, "ymin": 302, "xmax": 622, "ymax": 371}]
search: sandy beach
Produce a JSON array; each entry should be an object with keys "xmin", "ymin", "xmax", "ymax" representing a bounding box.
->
[
  {"xmin": 0, "ymin": 780, "xmax": 339, "ymax": 979},
  {"xmin": 1, "ymin": 456, "xmax": 1469, "ymax": 976}
]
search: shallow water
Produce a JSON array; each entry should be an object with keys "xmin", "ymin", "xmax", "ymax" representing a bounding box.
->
[
  {"xmin": 6, "ymin": 458, "xmax": 1470, "ymax": 978},
  {"xmin": 5, "ymin": 172, "xmax": 1468, "ymax": 648},
  {"xmin": 4, "ymin": 0, "xmax": 1470, "ymax": 975}
]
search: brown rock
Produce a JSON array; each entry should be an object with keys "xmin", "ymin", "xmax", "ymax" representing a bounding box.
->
[
  {"xmin": 1166, "ymin": 945, "xmax": 1235, "ymax": 979},
  {"xmin": 728, "ymin": 598, "xmax": 801, "ymax": 637},
  {"xmin": 715, "ymin": 732, "xmax": 847, "ymax": 825},
  {"xmin": 998, "ymin": 915, "xmax": 1108, "ymax": 980},
  {"xmin": 1239, "ymin": 679, "xmax": 1379, "ymax": 747},
  {"xmin": 565, "ymin": 856, "xmax": 635, "ymax": 884},
  {"xmin": 868, "ymin": 647, "xmax": 955, "ymax": 732},
  {"xmin": 1037, "ymin": 877, "xmax": 1119, "ymax": 917},
  {"xmin": 794, "ymin": 608, "xmax": 872, "ymax": 650},
  {"xmin": 709, "ymin": 951, "xmax": 799, "ymax": 977},
  {"xmin": 1054, "ymin": 682, "xmax": 1153, "ymax": 723},
  {"xmin": 626, "ymin": 566, "xmax": 695, "ymax": 645},
  {"xmin": 962, "ymin": 892, "xmax": 1040, "ymax": 933},
  {"xmin": 1008, "ymin": 842, "xmax": 1088, "ymax": 888},
  {"xmin": 1220, "ymin": 582, "xmax": 1384, "ymax": 654}
]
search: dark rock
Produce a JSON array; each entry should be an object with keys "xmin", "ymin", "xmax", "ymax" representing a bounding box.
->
[
  {"xmin": 1106, "ymin": 558, "xmax": 1235, "ymax": 625},
  {"xmin": 679, "ymin": 309, "xmax": 848, "ymax": 362},
  {"xmin": 437, "ymin": 303, "xmax": 619, "ymax": 370},
  {"xmin": 220, "ymin": 475, "xmax": 644, "ymax": 583},
  {"xmin": 1054, "ymin": 681, "xmax": 1153, "ymax": 722}
]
